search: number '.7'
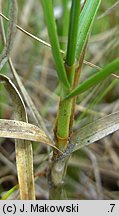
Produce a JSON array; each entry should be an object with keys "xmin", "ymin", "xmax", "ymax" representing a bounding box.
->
[{"xmin": 110, "ymin": 204, "xmax": 115, "ymax": 212}]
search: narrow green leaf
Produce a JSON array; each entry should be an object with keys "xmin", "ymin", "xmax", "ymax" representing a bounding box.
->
[
  {"xmin": 76, "ymin": 0, "xmax": 101, "ymax": 60},
  {"xmin": 71, "ymin": 111, "xmax": 119, "ymax": 152},
  {"xmin": 41, "ymin": 0, "xmax": 70, "ymax": 88},
  {"xmin": 61, "ymin": 0, "xmax": 70, "ymax": 50},
  {"xmin": 1, "ymin": 185, "xmax": 18, "ymax": 200},
  {"xmin": 66, "ymin": 0, "xmax": 80, "ymax": 66},
  {"xmin": 65, "ymin": 58, "xmax": 119, "ymax": 99}
]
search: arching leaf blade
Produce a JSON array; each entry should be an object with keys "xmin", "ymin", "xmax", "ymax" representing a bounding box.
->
[
  {"xmin": 71, "ymin": 111, "xmax": 119, "ymax": 152},
  {"xmin": 65, "ymin": 58, "xmax": 119, "ymax": 99}
]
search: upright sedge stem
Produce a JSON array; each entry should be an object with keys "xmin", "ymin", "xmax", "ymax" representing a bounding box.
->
[
  {"xmin": 49, "ymin": 1, "xmax": 80, "ymax": 199},
  {"xmin": 55, "ymin": 87, "xmax": 73, "ymax": 151},
  {"xmin": 56, "ymin": 0, "xmax": 80, "ymax": 151},
  {"xmin": 42, "ymin": 1, "xmax": 80, "ymax": 199}
]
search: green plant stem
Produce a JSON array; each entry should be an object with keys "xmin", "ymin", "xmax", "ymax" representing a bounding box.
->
[
  {"xmin": 49, "ymin": 1, "xmax": 80, "ymax": 199},
  {"xmin": 49, "ymin": 184, "xmax": 67, "ymax": 200},
  {"xmin": 56, "ymin": 0, "xmax": 80, "ymax": 150},
  {"xmin": 56, "ymin": 97, "xmax": 73, "ymax": 150},
  {"xmin": 49, "ymin": 86, "xmax": 73, "ymax": 200},
  {"xmin": 49, "ymin": 157, "xmax": 69, "ymax": 200}
]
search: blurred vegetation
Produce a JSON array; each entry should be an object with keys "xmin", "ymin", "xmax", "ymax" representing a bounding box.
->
[{"xmin": 0, "ymin": 0, "xmax": 119, "ymax": 199}]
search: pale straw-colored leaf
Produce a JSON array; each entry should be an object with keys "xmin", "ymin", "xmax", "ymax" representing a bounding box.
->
[
  {"xmin": 0, "ymin": 74, "xmax": 35, "ymax": 199},
  {"xmin": 71, "ymin": 111, "xmax": 119, "ymax": 152},
  {"xmin": 0, "ymin": 119, "xmax": 58, "ymax": 148}
]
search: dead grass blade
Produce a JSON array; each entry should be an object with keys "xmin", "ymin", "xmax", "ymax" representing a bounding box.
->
[
  {"xmin": 0, "ymin": 74, "xmax": 35, "ymax": 200},
  {"xmin": 97, "ymin": 1, "xmax": 119, "ymax": 19},
  {"xmin": 71, "ymin": 112, "xmax": 119, "ymax": 152},
  {"xmin": 0, "ymin": 119, "xmax": 57, "ymax": 147}
]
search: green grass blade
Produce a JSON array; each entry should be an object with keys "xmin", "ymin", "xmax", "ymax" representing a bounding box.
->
[
  {"xmin": 66, "ymin": 0, "xmax": 80, "ymax": 66},
  {"xmin": 65, "ymin": 58, "xmax": 119, "ymax": 99},
  {"xmin": 41, "ymin": 0, "xmax": 70, "ymax": 88},
  {"xmin": 61, "ymin": 0, "xmax": 70, "ymax": 50},
  {"xmin": 1, "ymin": 185, "xmax": 18, "ymax": 200},
  {"xmin": 76, "ymin": 0, "xmax": 101, "ymax": 60}
]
